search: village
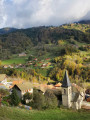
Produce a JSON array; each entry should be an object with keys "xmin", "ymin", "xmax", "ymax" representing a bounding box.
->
[
  {"xmin": 2, "ymin": 52, "xmax": 52, "ymax": 70},
  {"xmin": 0, "ymin": 70, "xmax": 90, "ymax": 110}
]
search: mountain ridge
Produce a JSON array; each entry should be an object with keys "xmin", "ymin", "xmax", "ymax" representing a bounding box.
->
[{"xmin": 0, "ymin": 27, "xmax": 17, "ymax": 35}]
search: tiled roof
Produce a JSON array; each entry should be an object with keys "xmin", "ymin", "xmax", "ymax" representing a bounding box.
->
[
  {"xmin": 13, "ymin": 82, "xmax": 33, "ymax": 91},
  {"xmin": 12, "ymin": 80, "xmax": 23, "ymax": 85},
  {"xmin": 55, "ymin": 83, "xmax": 62, "ymax": 87},
  {"xmin": 35, "ymin": 84, "xmax": 55, "ymax": 93}
]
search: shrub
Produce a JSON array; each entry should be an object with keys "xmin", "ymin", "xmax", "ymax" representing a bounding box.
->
[
  {"xmin": 44, "ymin": 90, "xmax": 58, "ymax": 109},
  {"xmin": 1, "ymin": 101, "xmax": 9, "ymax": 106},
  {"xmin": 23, "ymin": 92, "xmax": 32, "ymax": 104},
  {"xmin": 32, "ymin": 89, "xmax": 45, "ymax": 110}
]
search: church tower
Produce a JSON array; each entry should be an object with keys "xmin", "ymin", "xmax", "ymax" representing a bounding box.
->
[{"xmin": 62, "ymin": 70, "xmax": 72, "ymax": 108}]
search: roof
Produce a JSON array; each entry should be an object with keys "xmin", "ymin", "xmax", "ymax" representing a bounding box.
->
[
  {"xmin": 35, "ymin": 84, "xmax": 55, "ymax": 93},
  {"xmin": 0, "ymin": 74, "xmax": 6, "ymax": 82},
  {"xmin": 36, "ymin": 84, "xmax": 47, "ymax": 93},
  {"xmin": 72, "ymin": 83, "xmax": 84, "ymax": 92},
  {"xmin": 13, "ymin": 82, "xmax": 33, "ymax": 91},
  {"xmin": 55, "ymin": 83, "xmax": 62, "ymax": 87},
  {"xmin": 62, "ymin": 71, "xmax": 71, "ymax": 88},
  {"xmin": 12, "ymin": 80, "xmax": 23, "ymax": 85}
]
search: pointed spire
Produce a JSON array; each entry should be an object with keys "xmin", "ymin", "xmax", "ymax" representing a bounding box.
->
[{"xmin": 62, "ymin": 70, "xmax": 71, "ymax": 88}]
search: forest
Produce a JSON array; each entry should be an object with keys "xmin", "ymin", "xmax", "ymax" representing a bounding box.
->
[{"xmin": 0, "ymin": 23, "xmax": 90, "ymax": 84}]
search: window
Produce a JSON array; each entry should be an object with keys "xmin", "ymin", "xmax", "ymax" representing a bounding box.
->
[{"xmin": 64, "ymin": 89, "xmax": 66, "ymax": 94}]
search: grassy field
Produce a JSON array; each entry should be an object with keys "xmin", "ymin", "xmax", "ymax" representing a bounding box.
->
[
  {"xmin": 2, "ymin": 57, "xmax": 27, "ymax": 65},
  {"xmin": 0, "ymin": 107, "xmax": 90, "ymax": 120}
]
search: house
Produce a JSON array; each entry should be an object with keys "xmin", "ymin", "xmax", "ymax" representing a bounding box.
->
[
  {"xmin": 41, "ymin": 63, "xmax": 47, "ymax": 68},
  {"xmin": 55, "ymin": 83, "xmax": 62, "ymax": 89},
  {"xmin": 8, "ymin": 65, "xmax": 14, "ymax": 68},
  {"xmin": 62, "ymin": 70, "xmax": 85, "ymax": 110},
  {"xmin": 3, "ymin": 65, "xmax": 8, "ymax": 69},
  {"xmin": 0, "ymin": 74, "xmax": 13, "ymax": 88},
  {"xmin": 12, "ymin": 82, "xmax": 33, "ymax": 99},
  {"xmin": 0, "ymin": 83, "xmax": 8, "ymax": 90},
  {"xmin": 9, "ymin": 80, "xmax": 23, "ymax": 89},
  {"xmin": 34, "ymin": 58, "xmax": 38, "ymax": 61},
  {"xmin": 19, "ymin": 52, "xmax": 26, "ymax": 57}
]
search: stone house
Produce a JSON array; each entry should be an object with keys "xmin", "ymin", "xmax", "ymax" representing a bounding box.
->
[
  {"xmin": 12, "ymin": 82, "xmax": 33, "ymax": 99},
  {"xmin": 62, "ymin": 71, "xmax": 85, "ymax": 110}
]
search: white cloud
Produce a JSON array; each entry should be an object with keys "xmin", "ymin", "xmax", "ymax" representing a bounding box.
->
[
  {"xmin": 0, "ymin": 0, "xmax": 7, "ymax": 28},
  {"xmin": 0, "ymin": 0, "xmax": 90, "ymax": 28}
]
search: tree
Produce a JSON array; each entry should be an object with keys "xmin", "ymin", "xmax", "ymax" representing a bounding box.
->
[
  {"xmin": 0, "ymin": 89, "xmax": 9, "ymax": 107},
  {"xmin": 0, "ymin": 61, "xmax": 1, "ymax": 66},
  {"xmin": 32, "ymin": 89, "xmax": 45, "ymax": 110},
  {"xmin": 10, "ymin": 88, "xmax": 20, "ymax": 106},
  {"xmin": 28, "ymin": 56, "xmax": 33, "ymax": 61},
  {"xmin": 44, "ymin": 90, "xmax": 58, "ymax": 109}
]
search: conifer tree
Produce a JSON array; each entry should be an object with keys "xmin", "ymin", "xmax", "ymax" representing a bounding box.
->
[{"xmin": 10, "ymin": 88, "xmax": 20, "ymax": 106}]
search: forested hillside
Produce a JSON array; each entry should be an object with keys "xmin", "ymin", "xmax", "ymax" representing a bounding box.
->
[
  {"xmin": 0, "ymin": 23, "xmax": 90, "ymax": 59},
  {"xmin": 0, "ymin": 23, "xmax": 90, "ymax": 83}
]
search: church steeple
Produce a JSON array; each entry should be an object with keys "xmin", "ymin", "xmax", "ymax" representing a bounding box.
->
[
  {"xmin": 62, "ymin": 70, "xmax": 71, "ymax": 88},
  {"xmin": 61, "ymin": 70, "xmax": 72, "ymax": 108}
]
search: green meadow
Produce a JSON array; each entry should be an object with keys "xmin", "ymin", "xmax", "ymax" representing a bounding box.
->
[
  {"xmin": 0, "ymin": 107, "xmax": 90, "ymax": 120},
  {"xmin": 2, "ymin": 57, "xmax": 27, "ymax": 65}
]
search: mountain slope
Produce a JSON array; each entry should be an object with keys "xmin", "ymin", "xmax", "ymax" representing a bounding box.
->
[
  {"xmin": 0, "ymin": 23, "xmax": 89, "ymax": 59},
  {"xmin": 0, "ymin": 27, "xmax": 17, "ymax": 35},
  {"xmin": 78, "ymin": 20, "xmax": 90, "ymax": 24}
]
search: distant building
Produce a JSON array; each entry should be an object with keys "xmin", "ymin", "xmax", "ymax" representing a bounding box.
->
[
  {"xmin": 62, "ymin": 71, "xmax": 85, "ymax": 110},
  {"xmin": 0, "ymin": 74, "xmax": 13, "ymax": 88},
  {"xmin": 19, "ymin": 52, "xmax": 26, "ymax": 57},
  {"xmin": 3, "ymin": 65, "xmax": 8, "ymax": 69},
  {"xmin": 12, "ymin": 82, "xmax": 33, "ymax": 99},
  {"xmin": 55, "ymin": 83, "xmax": 62, "ymax": 89}
]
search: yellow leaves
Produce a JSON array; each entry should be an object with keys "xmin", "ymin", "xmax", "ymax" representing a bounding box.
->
[
  {"xmin": 75, "ymin": 56, "xmax": 83, "ymax": 64},
  {"xmin": 77, "ymin": 63, "xmax": 83, "ymax": 68},
  {"xmin": 56, "ymin": 69, "xmax": 63, "ymax": 81},
  {"xmin": 63, "ymin": 59, "xmax": 76, "ymax": 68},
  {"xmin": 0, "ymin": 61, "xmax": 1, "ymax": 66},
  {"xmin": 58, "ymin": 40, "xmax": 65, "ymax": 45},
  {"xmin": 54, "ymin": 56, "xmax": 62, "ymax": 63}
]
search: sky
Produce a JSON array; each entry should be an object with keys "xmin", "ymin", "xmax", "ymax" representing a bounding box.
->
[{"xmin": 0, "ymin": 0, "xmax": 90, "ymax": 28}]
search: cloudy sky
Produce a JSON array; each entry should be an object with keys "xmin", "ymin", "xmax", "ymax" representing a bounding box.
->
[{"xmin": 0, "ymin": 0, "xmax": 90, "ymax": 28}]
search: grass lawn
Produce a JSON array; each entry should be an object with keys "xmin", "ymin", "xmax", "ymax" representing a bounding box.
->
[
  {"xmin": 2, "ymin": 57, "xmax": 27, "ymax": 65},
  {"xmin": 0, "ymin": 107, "xmax": 90, "ymax": 120}
]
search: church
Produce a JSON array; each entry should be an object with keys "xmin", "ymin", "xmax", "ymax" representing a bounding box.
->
[{"xmin": 61, "ymin": 71, "xmax": 85, "ymax": 110}]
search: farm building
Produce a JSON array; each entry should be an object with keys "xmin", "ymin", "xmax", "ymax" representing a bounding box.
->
[{"xmin": 12, "ymin": 82, "xmax": 33, "ymax": 99}]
